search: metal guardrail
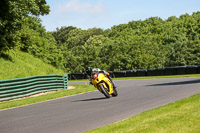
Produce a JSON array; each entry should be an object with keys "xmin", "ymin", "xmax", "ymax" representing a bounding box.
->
[
  {"xmin": 0, "ymin": 74, "xmax": 68, "ymax": 101},
  {"xmin": 68, "ymin": 65, "xmax": 200, "ymax": 80}
]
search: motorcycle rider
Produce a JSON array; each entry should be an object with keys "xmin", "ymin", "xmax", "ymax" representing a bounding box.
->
[{"xmin": 85, "ymin": 67, "xmax": 117, "ymax": 89}]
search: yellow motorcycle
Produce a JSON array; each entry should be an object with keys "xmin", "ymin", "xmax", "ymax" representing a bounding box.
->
[{"xmin": 91, "ymin": 72, "xmax": 118, "ymax": 98}]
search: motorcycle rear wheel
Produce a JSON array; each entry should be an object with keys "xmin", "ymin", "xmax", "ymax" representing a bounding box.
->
[{"xmin": 100, "ymin": 84, "xmax": 110, "ymax": 98}]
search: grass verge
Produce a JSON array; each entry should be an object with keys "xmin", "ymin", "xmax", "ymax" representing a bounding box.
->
[
  {"xmin": 87, "ymin": 93, "xmax": 200, "ymax": 133},
  {"xmin": 0, "ymin": 50, "xmax": 64, "ymax": 80},
  {"xmin": 0, "ymin": 84, "xmax": 95, "ymax": 110}
]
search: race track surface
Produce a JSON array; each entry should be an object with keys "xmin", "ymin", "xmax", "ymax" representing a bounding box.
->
[{"xmin": 1, "ymin": 77, "xmax": 200, "ymax": 133}]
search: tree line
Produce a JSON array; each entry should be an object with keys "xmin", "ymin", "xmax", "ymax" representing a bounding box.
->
[{"xmin": 1, "ymin": 0, "xmax": 200, "ymax": 73}]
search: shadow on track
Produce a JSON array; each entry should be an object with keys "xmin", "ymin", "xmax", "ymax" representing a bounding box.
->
[
  {"xmin": 149, "ymin": 79, "xmax": 200, "ymax": 86},
  {"xmin": 72, "ymin": 97, "xmax": 107, "ymax": 102}
]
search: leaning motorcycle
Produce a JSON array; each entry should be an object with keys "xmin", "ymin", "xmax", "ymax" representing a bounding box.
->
[{"xmin": 91, "ymin": 72, "xmax": 118, "ymax": 98}]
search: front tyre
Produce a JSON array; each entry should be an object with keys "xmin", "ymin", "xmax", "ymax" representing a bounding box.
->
[
  {"xmin": 100, "ymin": 84, "xmax": 110, "ymax": 98},
  {"xmin": 112, "ymin": 87, "xmax": 118, "ymax": 97}
]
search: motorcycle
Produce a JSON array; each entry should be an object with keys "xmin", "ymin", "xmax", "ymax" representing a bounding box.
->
[{"xmin": 91, "ymin": 72, "xmax": 118, "ymax": 98}]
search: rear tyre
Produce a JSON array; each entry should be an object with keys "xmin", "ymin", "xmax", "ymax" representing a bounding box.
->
[{"xmin": 100, "ymin": 84, "xmax": 110, "ymax": 98}]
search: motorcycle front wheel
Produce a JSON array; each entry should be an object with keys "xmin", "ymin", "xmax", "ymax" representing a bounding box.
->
[
  {"xmin": 100, "ymin": 84, "xmax": 111, "ymax": 98},
  {"xmin": 112, "ymin": 87, "xmax": 118, "ymax": 97}
]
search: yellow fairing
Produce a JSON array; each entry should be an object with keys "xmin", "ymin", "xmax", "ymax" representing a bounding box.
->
[{"xmin": 91, "ymin": 73, "xmax": 113, "ymax": 94}]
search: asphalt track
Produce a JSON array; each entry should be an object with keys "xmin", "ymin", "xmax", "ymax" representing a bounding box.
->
[{"xmin": 0, "ymin": 77, "xmax": 200, "ymax": 133}]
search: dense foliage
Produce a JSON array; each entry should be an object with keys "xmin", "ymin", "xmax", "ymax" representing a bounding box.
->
[
  {"xmin": 0, "ymin": 0, "xmax": 62, "ymax": 68},
  {"xmin": 52, "ymin": 12, "xmax": 200, "ymax": 72},
  {"xmin": 0, "ymin": 1, "xmax": 200, "ymax": 73},
  {"xmin": 0, "ymin": 0, "xmax": 50, "ymax": 51}
]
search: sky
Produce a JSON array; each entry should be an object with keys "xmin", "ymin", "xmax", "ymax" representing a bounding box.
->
[{"xmin": 40, "ymin": 0, "xmax": 200, "ymax": 31}]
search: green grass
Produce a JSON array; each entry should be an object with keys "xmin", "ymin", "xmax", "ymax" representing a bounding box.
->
[
  {"xmin": 0, "ymin": 84, "xmax": 95, "ymax": 110},
  {"xmin": 0, "ymin": 50, "xmax": 64, "ymax": 80},
  {"xmin": 87, "ymin": 93, "xmax": 200, "ymax": 133}
]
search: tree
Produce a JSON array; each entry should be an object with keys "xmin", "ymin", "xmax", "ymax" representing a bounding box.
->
[
  {"xmin": 0, "ymin": 0, "xmax": 50, "ymax": 52},
  {"xmin": 52, "ymin": 26, "xmax": 77, "ymax": 47},
  {"xmin": 48, "ymin": 11, "xmax": 200, "ymax": 72}
]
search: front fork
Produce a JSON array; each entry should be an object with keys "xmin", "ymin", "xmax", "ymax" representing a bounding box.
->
[
  {"xmin": 107, "ymin": 76, "xmax": 116, "ymax": 89},
  {"xmin": 96, "ymin": 82, "xmax": 110, "ymax": 94}
]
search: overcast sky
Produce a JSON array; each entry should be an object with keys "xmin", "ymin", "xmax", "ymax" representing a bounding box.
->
[{"xmin": 40, "ymin": 0, "xmax": 200, "ymax": 31}]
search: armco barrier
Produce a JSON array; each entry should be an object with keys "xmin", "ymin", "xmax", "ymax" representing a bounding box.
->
[
  {"xmin": 68, "ymin": 65, "xmax": 200, "ymax": 80},
  {"xmin": 163, "ymin": 67, "xmax": 178, "ymax": 75},
  {"xmin": 68, "ymin": 73, "xmax": 87, "ymax": 80},
  {"xmin": 136, "ymin": 69, "xmax": 147, "ymax": 76},
  {"xmin": 0, "ymin": 74, "xmax": 68, "ymax": 101},
  {"xmin": 108, "ymin": 71, "xmax": 114, "ymax": 78},
  {"xmin": 112, "ymin": 71, "xmax": 127, "ymax": 78},
  {"xmin": 126, "ymin": 70, "xmax": 137, "ymax": 77},
  {"xmin": 185, "ymin": 65, "xmax": 198, "ymax": 74},
  {"xmin": 147, "ymin": 68, "xmax": 165, "ymax": 76},
  {"xmin": 198, "ymin": 65, "xmax": 200, "ymax": 73},
  {"xmin": 176, "ymin": 66, "xmax": 186, "ymax": 75}
]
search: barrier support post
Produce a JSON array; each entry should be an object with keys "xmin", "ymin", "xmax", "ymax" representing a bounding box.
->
[{"xmin": 64, "ymin": 74, "xmax": 68, "ymax": 89}]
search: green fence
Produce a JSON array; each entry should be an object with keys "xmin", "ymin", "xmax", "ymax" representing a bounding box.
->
[{"xmin": 0, "ymin": 74, "xmax": 68, "ymax": 101}]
